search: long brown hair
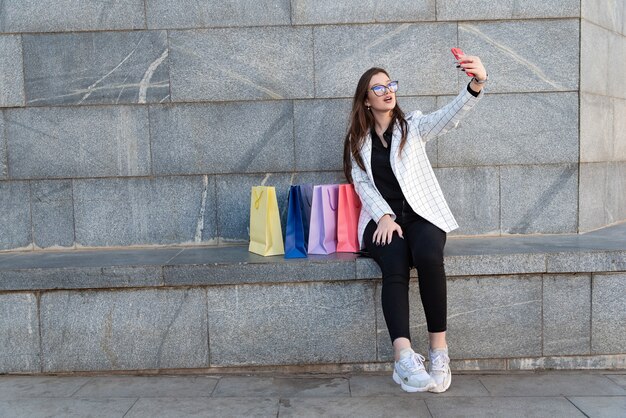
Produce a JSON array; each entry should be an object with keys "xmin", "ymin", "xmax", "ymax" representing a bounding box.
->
[{"xmin": 343, "ymin": 67, "xmax": 409, "ymax": 183}]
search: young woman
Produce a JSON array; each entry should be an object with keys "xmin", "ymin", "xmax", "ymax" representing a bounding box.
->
[{"xmin": 343, "ymin": 53, "xmax": 487, "ymax": 393}]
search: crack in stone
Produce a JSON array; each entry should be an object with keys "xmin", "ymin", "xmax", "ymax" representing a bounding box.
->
[{"xmin": 194, "ymin": 175, "xmax": 209, "ymax": 243}]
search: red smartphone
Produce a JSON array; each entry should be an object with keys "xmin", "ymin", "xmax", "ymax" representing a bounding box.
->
[{"xmin": 451, "ymin": 48, "xmax": 474, "ymax": 77}]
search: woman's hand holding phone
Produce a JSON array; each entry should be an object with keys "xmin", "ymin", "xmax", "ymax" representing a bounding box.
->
[{"xmin": 451, "ymin": 48, "xmax": 487, "ymax": 82}]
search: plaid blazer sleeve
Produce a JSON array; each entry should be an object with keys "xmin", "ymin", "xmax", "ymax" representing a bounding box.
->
[
  {"xmin": 413, "ymin": 84, "xmax": 484, "ymax": 143},
  {"xmin": 350, "ymin": 154, "xmax": 395, "ymax": 224}
]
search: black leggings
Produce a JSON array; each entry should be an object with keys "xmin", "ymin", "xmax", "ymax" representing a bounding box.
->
[{"xmin": 363, "ymin": 210, "xmax": 447, "ymax": 342}]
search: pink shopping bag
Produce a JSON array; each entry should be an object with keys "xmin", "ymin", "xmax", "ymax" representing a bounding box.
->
[{"xmin": 337, "ymin": 184, "xmax": 361, "ymax": 252}]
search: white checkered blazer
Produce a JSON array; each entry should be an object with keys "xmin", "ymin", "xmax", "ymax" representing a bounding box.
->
[{"xmin": 351, "ymin": 85, "xmax": 484, "ymax": 249}]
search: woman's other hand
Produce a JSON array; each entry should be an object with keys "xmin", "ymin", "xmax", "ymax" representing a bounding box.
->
[{"xmin": 373, "ymin": 214, "xmax": 404, "ymax": 246}]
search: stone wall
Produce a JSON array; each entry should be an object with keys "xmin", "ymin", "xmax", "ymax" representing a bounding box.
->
[{"xmin": 0, "ymin": 0, "xmax": 619, "ymax": 251}]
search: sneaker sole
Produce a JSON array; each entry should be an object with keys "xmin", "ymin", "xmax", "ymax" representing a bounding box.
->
[
  {"xmin": 428, "ymin": 370, "xmax": 452, "ymax": 393},
  {"xmin": 392, "ymin": 371, "xmax": 436, "ymax": 393}
]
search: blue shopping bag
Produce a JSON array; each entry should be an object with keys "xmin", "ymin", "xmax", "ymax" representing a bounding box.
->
[{"xmin": 284, "ymin": 184, "xmax": 313, "ymax": 259}]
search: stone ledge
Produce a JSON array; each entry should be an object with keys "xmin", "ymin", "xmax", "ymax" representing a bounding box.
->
[{"xmin": 0, "ymin": 223, "xmax": 625, "ymax": 292}]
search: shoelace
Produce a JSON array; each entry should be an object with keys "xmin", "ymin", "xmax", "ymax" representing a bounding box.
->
[
  {"xmin": 399, "ymin": 352, "xmax": 427, "ymax": 373},
  {"xmin": 430, "ymin": 352, "xmax": 450, "ymax": 372}
]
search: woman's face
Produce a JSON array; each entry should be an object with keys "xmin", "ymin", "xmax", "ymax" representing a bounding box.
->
[{"xmin": 364, "ymin": 72, "xmax": 396, "ymax": 112}]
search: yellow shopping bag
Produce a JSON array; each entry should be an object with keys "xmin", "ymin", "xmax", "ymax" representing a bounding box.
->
[{"xmin": 248, "ymin": 186, "xmax": 285, "ymax": 256}]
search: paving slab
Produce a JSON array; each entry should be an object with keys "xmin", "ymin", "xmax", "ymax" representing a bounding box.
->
[
  {"xmin": 425, "ymin": 396, "xmax": 585, "ymax": 418},
  {"xmin": 568, "ymin": 396, "xmax": 626, "ymax": 418},
  {"xmin": 478, "ymin": 373, "xmax": 626, "ymax": 396},
  {"xmin": 212, "ymin": 376, "xmax": 350, "ymax": 398},
  {"xmin": 0, "ymin": 397, "xmax": 136, "ymax": 418},
  {"xmin": 72, "ymin": 376, "xmax": 218, "ymax": 398},
  {"xmin": 607, "ymin": 374, "xmax": 626, "ymax": 389},
  {"xmin": 349, "ymin": 374, "xmax": 489, "ymax": 397},
  {"xmin": 0, "ymin": 376, "xmax": 91, "ymax": 401},
  {"xmin": 125, "ymin": 397, "xmax": 278, "ymax": 418},
  {"xmin": 278, "ymin": 397, "xmax": 431, "ymax": 417}
]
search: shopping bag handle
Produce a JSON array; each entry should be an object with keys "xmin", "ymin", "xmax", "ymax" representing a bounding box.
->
[
  {"xmin": 253, "ymin": 189, "xmax": 264, "ymax": 209},
  {"xmin": 328, "ymin": 188, "xmax": 338, "ymax": 211}
]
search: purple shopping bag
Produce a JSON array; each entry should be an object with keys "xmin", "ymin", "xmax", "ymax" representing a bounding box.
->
[{"xmin": 307, "ymin": 184, "xmax": 339, "ymax": 255}]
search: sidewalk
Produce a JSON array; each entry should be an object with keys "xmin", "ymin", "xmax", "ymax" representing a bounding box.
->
[{"xmin": 1, "ymin": 371, "xmax": 625, "ymax": 417}]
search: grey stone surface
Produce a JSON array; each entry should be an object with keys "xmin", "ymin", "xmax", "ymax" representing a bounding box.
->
[
  {"xmin": 150, "ymin": 102, "xmax": 294, "ymax": 175},
  {"xmin": 0, "ymin": 181, "xmax": 31, "ymax": 250},
  {"xmin": 0, "ymin": 113, "xmax": 6, "ymax": 179},
  {"xmin": 0, "ymin": 376, "xmax": 91, "ymax": 400},
  {"xmin": 22, "ymin": 31, "xmax": 169, "ymax": 106},
  {"xmin": 349, "ymin": 374, "xmax": 489, "ymax": 397},
  {"xmin": 146, "ymin": 0, "xmax": 290, "ymax": 28},
  {"xmin": 5, "ymin": 106, "xmax": 151, "ymax": 179},
  {"xmin": 580, "ymin": 94, "xmax": 626, "ymax": 162},
  {"xmin": 125, "ymin": 397, "xmax": 279, "ymax": 418},
  {"xmin": 0, "ymin": 34, "xmax": 24, "ymax": 107},
  {"xmin": 568, "ymin": 396, "xmax": 626, "ymax": 418},
  {"xmin": 73, "ymin": 376, "xmax": 218, "ymax": 398},
  {"xmin": 579, "ymin": 162, "xmax": 626, "ymax": 232},
  {"xmin": 40, "ymin": 288, "xmax": 208, "ymax": 372},
  {"xmin": 0, "ymin": 398, "xmax": 137, "ymax": 418},
  {"xmin": 213, "ymin": 377, "xmax": 349, "ymax": 397},
  {"xmin": 206, "ymin": 282, "xmax": 376, "ymax": 366},
  {"xmin": 446, "ymin": 275, "xmax": 542, "ymax": 358},
  {"xmin": 608, "ymin": 374, "xmax": 626, "ymax": 389},
  {"xmin": 435, "ymin": 166, "xmax": 500, "ymax": 235},
  {"xmin": 546, "ymin": 250, "xmax": 626, "ymax": 273},
  {"xmin": 292, "ymin": 0, "xmax": 435, "ymax": 24},
  {"xmin": 500, "ymin": 164, "xmax": 578, "ymax": 234},
  {"xmin": 438, "ymin": 0, "xmax": 580, "ymax": 20},
  {"xmin": 592, "ymin": 273, "xmax": 626, "ymax": 354},
  {"xmin": 215, "ymin": 173, "xmax": 292, "ymax": 243},
  {"xmin": 508, "ymin": 354, "xmax": 626, "ymax": 370},
  {"xmin": 313, "ymin": 23, "xmax": 457, "ymax": 98},
  {"xmin": 542, "ymin": 274, "xmax": 591, "ymax": 356},
  {"xmin": 425, "ymin": 396, "xmax": 586, "ymax": 418},
  {"xmin": 437, "ymin": 92, "xmax": 579, "ymax": 166},
  {"xmin": 294, "ymin": 96, "xmax": 437, "ymax": 171},
  {"xmin": 582, "ymin": 0, "xmax": 626, "ymax": 35},
  {"xmin": 169, "ymin": 28, "xmax": 314, "ymax": 101},
  {"xmin": 73, "ymin": 176, "xmax": 217, "ymax": 247},
  {"xmin": 478, "ymin": 373, "xmax": 626, "ymax": 396},
  {"xmin": 0, "ymin": 0, "xmax": 145, "ymax": 33},
  {"xmin": 443, "ymin": 253, "xmax": 547, "ymax": 276},
  {"xmin": 31, "ymin": 180, "xmax": 74, "ymax": 249},
  {"xmin": 279, "ymin": 397, "xmax": 431, "ymax": 417},
  {"xmin": 458, "ymin": 19, "xmax": 579, "ymax": 93},
  {"xmin": 0, "ymin": 293, "xmax": 40, "ymax": 373},
  {"xmin": 580, "ymin": 20, "xmax": 626, "ymax": 99}
]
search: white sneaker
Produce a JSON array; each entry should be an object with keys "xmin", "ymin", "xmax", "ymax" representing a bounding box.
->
[
  {"xmin": 392, "ymin": 348, "xmax": 436, "ymax": 392},
  {"xmin": 428, "ymin": 347, "xmax": 451, "ymax": 393}
]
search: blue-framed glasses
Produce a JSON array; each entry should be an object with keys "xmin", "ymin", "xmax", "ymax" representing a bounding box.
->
[{"xmin": 370, "ymin": 81, "xmax": 399, "ymax": 96}]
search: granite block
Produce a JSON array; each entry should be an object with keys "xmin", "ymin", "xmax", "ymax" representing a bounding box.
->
[
  {"xmin": 313, "ymin": 23, "xmax": 457, "ymax": 98},
  {"xmin": 0, "ymin": 35, "xmax": 24, "ymax": 107},
  {"xmin": 146, "ymin": 0, "xmax": 290, "ymax": 28},
  {"xmin": 150, "ymin": 102, "xmax": 294, "ymax": 175},
  {"xmin": 582, "ymin": 0, "xmax": 626, "ymax": 35},
  {"xmin": 427, "ymin": 397, "xmax": 585, "ymax": 418},
  {"xmin": 213, "ymin": 376, "xmax": 349, "ymax": 397},
  {"xmin": 580, "ymin": 94, "xmax": 626, "ymax": 162},
  {"xmin": 579, "ymin": 162, "xmax": 626, "ymax": 232},
  {"xmin": 458, "ymin": 19, "xmax": 579, "ymax": 93},
  {"xmin": 568, "ymin": 397, "xmax": 626, "ymax": 418},
  {"xmin": 0, "ymin": 0, "xmax": 145, "ymax": 33},
  {"xmin": 0, "ymin": 376, "xmax": 91, "ymax": 401},
  {"xmin": 580, "ymin": 20, "xmax": 626, "ymax": 98},
  {"xmin": 479, "ymin": 373, "xmax": 626, "ymax": 396},
  {"xmin": 0, "ymin": 112, "xmax": 6, "ymax": 179},
  {"xmin": 0, "ymin": 180, "xmax": 31, "ymax": 250},
  {"xmin": 125, "ymin": 397, "xmax": 279, "ymax": 418},
  {"xmin": 546, "ymin": 250, "xmax": 626, "ymax": 273},
  {"xmin": 0, "ymin": 293, "xmax": 40, "ymax": 373},
  {"xmin": 73, "ymin": 376, "xmax": 218, "ymax": 398},
  {"xmin": 435, "ymin": 166, "xmax": 500, "ymax": 235},
  {"xmin": 5, "ymin": 106, "xmax": 151, "ymax": 179},
  {"xmin": 280, "ymin": 398, "xmax": 431, "ymax": 418},
  {"xmin": 23, "ymin": 31, "xmax": 170, "ymax": 106},
  {"xmin": 40, "ymin": 288, "xmax": 208, "ymax": 372},
  {"xmin": 542, "ymin": 274, "xmax": 591, "ymax": 356},
  {"xmin": 73, "ymin": 176, "xmax": 217, "ymax": 247},
  {"xmin": 444, "ymin": 253, "xmax": 547, "ymax": 276},
  {"xmin": 437, "ymin": 92, "xmax": 579, "ymax": 166},
  {"xmin": 447, "ymin": 275, "xmax": 542, "ymax": 358},
  {"xmin": 291, "ymin": 0, "xmax": 435, "ymax": 24},
  {"xmin": 592, "ymin": 273, "xmax": 626, "ymax": 354},
  {"xmin": 294, "ymin": 96, "xmax": 437, "ymax": 171},
  {"xmin": 509, "ymin": 354, "xmax": 626, "ymax": 370},
  {"xmin": 206, "ymin": 282, "xmax": 377, "ymax": 366},
  {"xmin": 215, "ymin": 173, "xmax": 292, "ymax": 243},
  {"xmin": 292, "ymin": 171, "xmax": 348, "ymax": 186},
  {"xmin": 500, "ymin": 164, "xmax": 578, "ymax": 234},
  {"xmin": 169, "ymin": 27, "xmax": 314, "ymax": 101},
  {"xmin": 31, "ymin": 180, "xmax": 74, "ymax": 249},
  {"xmin": 438, "ymin": 0, "xmax": 580, "ymax": 20}
]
